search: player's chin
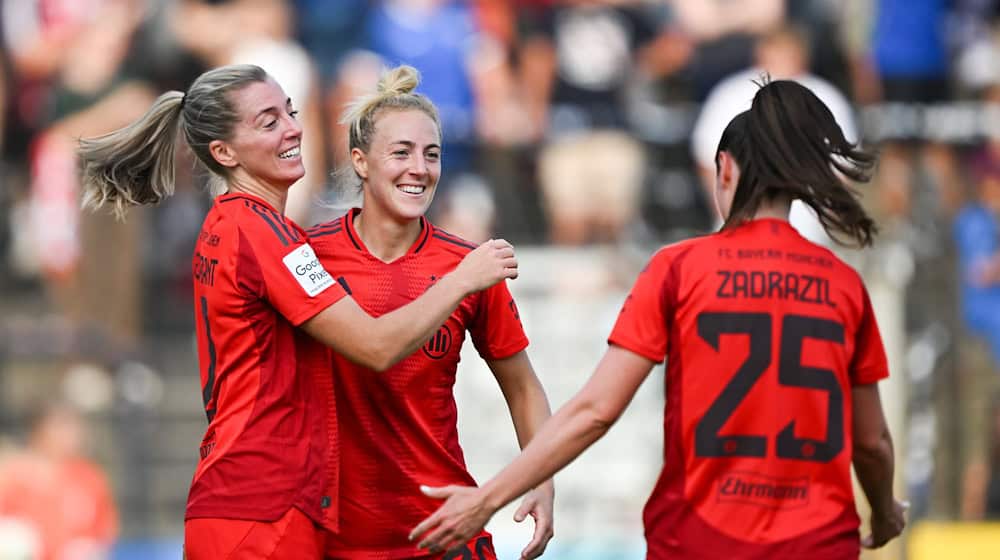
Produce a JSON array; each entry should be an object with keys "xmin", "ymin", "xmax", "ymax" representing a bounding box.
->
[{"xmin": 394, "ymin": 199, "xmax": 433, "ymax": 221}]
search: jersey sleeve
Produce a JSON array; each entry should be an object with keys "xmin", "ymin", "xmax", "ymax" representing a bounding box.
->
[
  {"xmin": 238, "ymin": 220, "xmax": 347, "ymax": 327},
  {"xmin": 468, "ymin": 280, "xmax": 529, "ymax": 361},
  {"xmin": 607, "ymin": 249, "xmax": 675, "ymax": 363},
  {"xmin": 850, "ymin": 283, "xmax": 890, "ymax": 385}
]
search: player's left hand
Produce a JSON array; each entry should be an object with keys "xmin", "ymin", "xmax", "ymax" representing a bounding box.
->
[
  {"xmin": 512, "ymin": 481, "xmax": 554, "ymax": 559},
  {"xmin": 410, "ymin": 485, "xmax": 494, "ymax": 554}
]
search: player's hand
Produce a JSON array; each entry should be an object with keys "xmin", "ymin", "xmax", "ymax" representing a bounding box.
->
[
  {"xmin": 452, "ymin": 239, "xmax": 517, "ymax": 294},
  {"xmin": 862, "ymin": 498, "xmax": 908, "ymax": 549},
  {"xmin": 410, "ymin": 485, "xmax": 495, "ymax": 554},
  {"xmin": 512, "ymin": 482, "xmax": 554, "ymax": 559}
]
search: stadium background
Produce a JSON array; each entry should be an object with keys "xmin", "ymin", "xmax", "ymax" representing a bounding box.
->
[{"xmin": 0, "ymin": 0, "xmax": 998, "ymax": 558}]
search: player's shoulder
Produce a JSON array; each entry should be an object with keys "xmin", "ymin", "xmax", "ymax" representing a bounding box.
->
[
  {"xmin": 305, "ymin": 214, "xmax": 349, "ymax": 247},
  {"xmin": 810, "ymin": 240, "xmax": 865, "ymax": 283},
  {"xmin": 788, "ymin": 237, "xmax": 869, "ymax": 300},
  {"xmin": 424, "ymin": 223, "xmax": 479, "ymax": 260},
  {"xmin": 216, "ymin": 193, "xmax": 306, "ymax": 247},
  {"xmin": 647, "ymin": 234, "xmax": 717, "ymax": 270}
]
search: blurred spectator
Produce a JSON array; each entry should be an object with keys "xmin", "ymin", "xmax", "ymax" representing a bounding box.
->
[
  {"xmin": 292, "ymin": 0, "xmax": 369, "ymax": 84},
  {"xmin": 690, "ymin": 25, "xmax": 857, "ymax": 244},
  {"xmin": 861, "ymin": 0, "xmax": 964, "ymax": 224},
  {"xmin": 865, "ymin": 0, "xmax": 950, "ymax": 103},
  {"xmin": 291, "ymin": 0, "xmax": 369, "ymax": 214},
  {"xmin": 961, "ymin": 395, "xmax": 1000, "ymax": 519},
  {"xmin": 951, "ymin": 0, "xmax": 1000, "ymax": 93},
  {"xmin": 363, "ymin": 0, "xmax": 484, "ymax": 179},
  {"xmin": 784, "ymin": 0, "xmax": 853, "ymax": 94},
  {"xmin": 669, "ymin": 0, "xmax": 785, "ymax": 99},
  {"xmin": 953, "ymin": 135, "xmax": 1000, "ymax": 366},
  {"xmin": 18, "ymin": 0, "xmax": 156, "ymax": 354},
  {"xmin": 526, "ymin": 0, "xmax": 671, "ymax": 244},
  {"xmin": 0, "ymin": 402, "xmax": 118, "ymax": 560}
]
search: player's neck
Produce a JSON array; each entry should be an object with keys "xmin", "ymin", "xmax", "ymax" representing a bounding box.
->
[
  {"xmin": 750, "ymin": 199, "xmax": 792, "ymax": 222},
  {"xmin": 226, "ymin": 174, "xmax": 288, "ymax": 214},
  {"xmin": 353, "ymin": 208, "xmax": 422, "ymax": 263}
]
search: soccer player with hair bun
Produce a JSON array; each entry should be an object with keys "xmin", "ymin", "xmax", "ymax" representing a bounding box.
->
[
  {"xmin": 310, "ymin": 65, "xmax": 554, "ymax": 560},
  {"xmin": 411, "ymin": 79, "xmax": 907, "ymax": 559}
]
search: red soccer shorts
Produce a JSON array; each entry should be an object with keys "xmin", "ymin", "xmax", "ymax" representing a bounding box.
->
[
  {"xmin": 324, "ymin": 533, "xmax": 495, "ymax": 560},
  {"xmin": 185, "ymin": 507, "xmax": 326, "ymax": 559}
]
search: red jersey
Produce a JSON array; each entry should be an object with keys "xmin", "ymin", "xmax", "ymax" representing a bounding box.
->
[
  {"xmin": 187, "ymin": 192, "xmax": 347, "ymax": 530},
  {"xmin": 309, "ymin": 209, "xmax": 528, "ymax": 558},
  {"xmin": 608, "ymin": 219, "xmax": 889, "ymax": 560}
]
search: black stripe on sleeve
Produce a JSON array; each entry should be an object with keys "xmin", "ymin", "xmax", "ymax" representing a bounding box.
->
[
  {"xmin": 247, "ymin": 203, "xmax": 289, "ymax": 246},
  {"xmin": 264, "ymin": 206, "xmax": 300, "ymax": 243},
  {"xmin": 307, "ymin": 217, "xmax": 345, "ymax": 238},
  {"xmin": 308, "ymin": 227, "xmax": 343, "ymax": 238},
  {"xmin": 336, "ymin": 276, "xmax": 353, "ymax": 295},
  {"xmin": 432, "ymin": 233, "xmax": 477, "ymax": 251}
]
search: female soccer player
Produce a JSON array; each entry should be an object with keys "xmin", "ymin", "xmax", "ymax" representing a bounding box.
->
[
  {"xmin": 77, "ymin": 64, "xmax": 518, "ymax": 559},
  {"xmin": 309, "ymin": 65, "xmax": 554, "ymax": 560},
  {"xmin": 411, "ymin": 80, "xmax": 907, "ymax": 558}
]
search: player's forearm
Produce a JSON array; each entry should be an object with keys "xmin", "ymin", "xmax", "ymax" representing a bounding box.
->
[
  {"xmin": 366, "ymin": 274, "xmax": 472, "ymax": 370},
  {"xmin": 480, "ymin": 395, "xmax": 610, "ymax": 513},
  {"xmin": 853, "ymin": 427, "xmax": 896, "ymax": 517},
  {"xmin": 507, "ymin": 377, "xmax": 555, "ymax": 494},
  {"xmin": 503, "ymin": 376, "xmax": 553, "ymax": 450}
]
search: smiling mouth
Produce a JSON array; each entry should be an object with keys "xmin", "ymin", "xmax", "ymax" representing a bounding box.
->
[
  {"xmin": 398, "ymin": 184, "xmax": 426, "ymax": 195},
  {"xmin": 279, "ymin": 146, "xmax": 300, "ymax": 159}
]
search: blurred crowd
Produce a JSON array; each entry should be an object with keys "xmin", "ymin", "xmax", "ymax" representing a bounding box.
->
[{"xmin": 1, "ymin": 0, "xmax": 1000, "ymax": 553}]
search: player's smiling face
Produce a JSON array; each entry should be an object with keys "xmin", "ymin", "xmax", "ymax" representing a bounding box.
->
[
  {"xmin": 211, "ymin": 78, "xmax": 305, "ymax": 190},
  {"xmin": 356, "ymin": 109, "xmax": 441, "ymax": 222}
]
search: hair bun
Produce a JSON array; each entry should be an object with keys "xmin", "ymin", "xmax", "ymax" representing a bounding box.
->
[{"xmin": 376, "ymin": 65, "xmax": 421, "ymax": 96}]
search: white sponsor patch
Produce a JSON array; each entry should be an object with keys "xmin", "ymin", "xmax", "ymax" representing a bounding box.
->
[{"xmin": 282, "ymin": 244, "xmax": 334, "ymax": 297}]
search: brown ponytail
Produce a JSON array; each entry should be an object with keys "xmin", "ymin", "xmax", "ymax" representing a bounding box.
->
[{"xmin": 716, "ymin": 79, "xmax": 878, "ymax": 247}]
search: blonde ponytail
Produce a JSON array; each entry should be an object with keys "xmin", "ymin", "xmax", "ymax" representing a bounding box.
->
[
  {"xmin": 79, "ymin": 91, "xmax": 184, "ymax": 220},
  {"xmin": 79, "ymin": 64, "xmax": 271, "ymax": 219}
]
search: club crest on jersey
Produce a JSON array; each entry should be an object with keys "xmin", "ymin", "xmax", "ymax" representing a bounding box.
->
[{"xmin": 423, "ymin": 325, "xmax": 452, "ymax": 359}]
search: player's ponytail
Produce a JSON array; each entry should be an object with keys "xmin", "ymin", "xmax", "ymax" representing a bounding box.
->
[
  {"xmin": 341, "ymin": 64, "xmax": 441, "ymax": 156},
  {"xmin": 717, "ymin": 79, "xmax": 878, "ymax": 247},
  {"xmin": 79, "ymin": 91, "xmax": 185, "ymax": 220},
  {"xmin": 79, "ymin": 64, "xmax": 271, "ymax": 218}
]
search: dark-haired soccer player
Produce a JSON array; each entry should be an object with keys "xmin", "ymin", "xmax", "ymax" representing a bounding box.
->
[
  {"xmin": 311, "ymin": 65, "xmax": 554, "ymax": 560},
  {"xmin": 411, "ymin": 80, "xmax": 907, "ymax": 559}
]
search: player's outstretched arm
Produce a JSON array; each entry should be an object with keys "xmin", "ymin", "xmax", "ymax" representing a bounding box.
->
[
  {"xmin": 487, "ymin": 351, "xmax": 555, "ymax": 560},
  {"xmin": 852, "ymin": 383, "xmax": 907, "ymax": 548},
  {"xmin": 410, "ymin": 345, "xmax": 655, "ymax": 554},
  {"xmin": 302, "ymin": 239, "xmax": 517, "ymax": 371}
]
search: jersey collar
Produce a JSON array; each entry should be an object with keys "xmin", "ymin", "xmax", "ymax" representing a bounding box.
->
[
  {"xmin": 345, "ymin": 208, "xmax": 432, "ymax": 259},
  {"xmin": 736, "ymin": 217, "xmax": 802, "ymax": 239},
  {"xmin": 217, "ymin": 191, "xmax": 280, "ymax": 213}
]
